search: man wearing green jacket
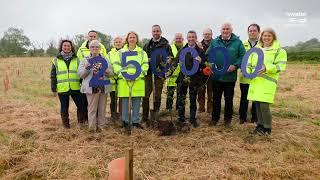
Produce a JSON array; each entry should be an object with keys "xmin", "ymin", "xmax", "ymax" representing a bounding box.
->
[{"xmin": 207, "ymin": 23, "xmax": 246, "ymax": 127}]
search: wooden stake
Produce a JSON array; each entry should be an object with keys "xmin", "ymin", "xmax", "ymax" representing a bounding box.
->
[
  {"xmin": 125, "ymin": 149, "xmax": 133, "ymax": 180},
  {"xmin": 3, "ymin": 73, "xmax": 9, "ymax": 95}
]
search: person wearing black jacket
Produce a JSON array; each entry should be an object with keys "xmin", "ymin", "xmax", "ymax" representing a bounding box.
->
[
  {"xmin": 50, "ymin": 40, "xmax": 86, "ymax": 128},
  {"xmin": 198, "ymin": 28, "xmax": 214, "ymax": 113},
  {"xmin": 142, "ymin": 25, "xmax": 173, "ymax": 126},
  {"xmin": 169, "ymin": 31, "xmax": 206, "ymax": 128}
]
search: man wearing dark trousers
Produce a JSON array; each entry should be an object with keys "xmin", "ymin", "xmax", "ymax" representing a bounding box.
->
[
  {"xmin": 207, "ymin": 23, "xmax": 246, "ymax": 127},
  {"xmin": 142, "ymin": 25, "xmax": 173, "ymax": 126},
  {"xmin": 239, "ymin": 24, "xmax": 260, "ymax": 124},
  {"xmin": 165, "ymin": 33, "xmax": 184, "ymax": 111},
  {"xmin": 169, "ymin": 30, "xmax": 206, "ymax": 128},
  {"xmin": 197, "ymin": 28, "xmax": 214, "ymax": 113}
]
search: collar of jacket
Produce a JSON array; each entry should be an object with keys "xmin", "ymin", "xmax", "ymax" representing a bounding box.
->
[
  {"xmin": 248, "ymin": 39, "xmax": 258, "ymax": 48},
  {"xmin": 244, "ymin": 39, "xmax": 261, "ymax": 48},
  {"xmin": 217, "ymin": 33, "xmax": 239, "ymax": 43},
  {"xmin": 56, "ymin": 52, "xmax": 77, "ymax": 59},
  {"xmin": 147, "ymin": 37, "xmax": 169, "ymax": 48},
  {"xmin": 79, "ymin": 40, "xmax": 89, "ymax": 48},
  {"xmin": 259, "ymin": 40, "xmax": 281, "ymax": 51},
  {"xmin": 121, "ymin": 44, "xmax": 143, "ymax": 52},
  {"xmin": 201, "ymin": 39, "xmax": 213, "ymax": 45},
  {"xmin": 110, "ymin": 47, "xmax": 120, "ymax": 53},
  {"xmin": 172, "ymin": 42, "xmax": 186, "ymax": 49},
  {"xmin": 183, "ymin": 43, "xmax": 202, "ymax": 52}
]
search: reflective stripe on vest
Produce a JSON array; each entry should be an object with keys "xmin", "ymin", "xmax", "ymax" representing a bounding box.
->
[
  {"xmin": 257, "ymin": 48, "xmax": 285, "ymax": 84},
  {"xmin": 257, "ymin": 74, "xmax": 277, "ymax": 84},
  {"xmin": 54, "ymin": 57, "xmax": 80, "ymax": 92}
]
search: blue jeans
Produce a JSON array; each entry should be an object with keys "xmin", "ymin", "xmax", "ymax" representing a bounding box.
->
[{"xmin": 122, "ymin": 97, "xmax": 141, "ymax": 123}]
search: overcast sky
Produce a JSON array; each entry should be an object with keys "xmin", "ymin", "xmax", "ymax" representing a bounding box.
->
[{"xmin": 1, "ymin": 0, "xmax": 319, "ymax": 47}]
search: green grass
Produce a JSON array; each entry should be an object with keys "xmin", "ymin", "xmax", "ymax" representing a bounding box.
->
[
  {"xmin": 311, "ymin": 119, "xmax": 320, "ymax": 126},
  {"xmin": 87, "ymin": 166, "xmax": 102, "ymax": 179}
]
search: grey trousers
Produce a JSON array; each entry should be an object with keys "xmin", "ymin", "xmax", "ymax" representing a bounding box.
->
[
  {"xmin": 86, "ymin": 93, "xmax": 106, "ymax": 130},
  {"xmin": 255, "ymin": 101, "xmax": 272, "ymax": 129}
]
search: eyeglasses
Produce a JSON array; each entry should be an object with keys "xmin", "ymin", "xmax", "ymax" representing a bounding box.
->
[{"xmin": 90, "ymin": 46, "xmax": 100, "ymax": 48}]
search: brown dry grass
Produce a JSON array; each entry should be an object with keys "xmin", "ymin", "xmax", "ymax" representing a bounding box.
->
[{"xmin": 0, "ymin": 57, "xmax": 320, "ymax": 179}]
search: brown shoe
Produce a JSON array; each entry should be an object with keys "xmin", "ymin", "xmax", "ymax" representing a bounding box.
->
[{"xmin": 61, "ymin": 113, "xmax": 70, "ymax": 129}]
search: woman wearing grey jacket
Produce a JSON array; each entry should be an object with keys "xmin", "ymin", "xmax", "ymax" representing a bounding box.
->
[{"xmin": 78, "ymin": 40, "xmax": 113, "ymax": 132}]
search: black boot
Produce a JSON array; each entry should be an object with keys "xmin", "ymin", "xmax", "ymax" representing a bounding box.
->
[
  {"xmin": 251, "ymin": 124, "xmax": 264, "ymax": 135},
  {"xmin": 190, "ymin": 119, "xmax": 199, "ymax": 128},
  {"xmin": 209, "ymin": 118, "xmax": 218, "ymax": 126},
  {"xmin": 77, "ymin": 110, "xmax": 85, "ymax": 124},
  {"xmin": 144, "ymin": 119, "xmax": 151, "ymax": 128},
  {"xmin": 123, "ymin": 122, "xmax": 131, "ymax": 135},
  {"xmin": 239, "ymin": 118, "xmax": 247, "ymax": 124},
  {"xmin": 250, "ymin": 118, "xmax": 257, "ymax": 123},
  {"xmin": 77, "ymin": 111, "xmax": 87, "ymax": 128},
  {"xmin": 176, "ymin": 121, "xmax": 190, "ymax": 133},
  {"xmin": 61, "ymin": 113, "xmax": 70, "ymax": 129},
  {"xmin": 111, "ymin": 112, "xmax": 118, "ymax": 123},
  {"xmin": 84, "ymin": 111, "xmax": 88, "ymax": 123},
  {"xmin": 263, "ymin": 128, "xmax": 272, "ymax": 135},
  {"xmin": 224, "ymin": 119, "xmax": 232, "ymax": 128}
]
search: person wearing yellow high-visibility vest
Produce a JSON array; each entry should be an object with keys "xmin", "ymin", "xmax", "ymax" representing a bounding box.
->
[
  {"xmin": 238, "ymin": 24, "xmax": 260, "ymax": 124},
  {"xmin": 165, "ymin": 33, "xmax": 184, "ymax": 111},
  {"xmin": 247, "ymin": 28, "xmax": 287, "ymax": 135},
  {"xmin": 108, "ymin": 37, "xmax": 124, "ymax": 121},
  {"xmin": 50, "ymin": 40, "xmax": 86, "ymax": 129},
  {"xmin": 77, "ymin": 30, "xmax": 108, "ymax": 60},
  {"xmin": 113, "ymin": 31, "xmax": 149, "ymax": 134},
  {"xmin": 76, "ymin": 30, "xmax": 108, "ymax": 123}
]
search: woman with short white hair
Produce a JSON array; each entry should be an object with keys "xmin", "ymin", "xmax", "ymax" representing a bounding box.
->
[
  {"xmin": 108, "ymin": 37, "xmax": 124, "ymax": 121},
  {"xmin": 78, "ymin": 40, "xmax": 113, "ymax": 132}
]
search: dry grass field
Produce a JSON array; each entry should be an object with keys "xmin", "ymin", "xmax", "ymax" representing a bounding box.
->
[{"xmin": 0, "ymin": 57, "xmax": 320, "ymax": 179}]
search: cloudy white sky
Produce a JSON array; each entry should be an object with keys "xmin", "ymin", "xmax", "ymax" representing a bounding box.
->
[{"xmin": 1, "ymin": 0, "xmax": 319, "ymax": 47}]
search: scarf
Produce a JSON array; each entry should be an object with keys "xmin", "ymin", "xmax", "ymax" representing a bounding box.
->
[{"xmin": 61, "ymin": 51, "xmax": 73, "ymax": 61}]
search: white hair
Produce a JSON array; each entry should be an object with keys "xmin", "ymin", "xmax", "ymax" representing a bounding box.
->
[
  {"xmin": 203, "ymin": 28, "xmax": 213, "ymax": 34},
  {"xmin": 221, "ymin": 22, "xmax": 233, "ymax": 31},
  {"xmin": 174, "ymin": 32, "xmax": 183, "ymax": 38},
  {"xmin": 113, "ymin": 36, "xmax": 123, "ymax": 42},
  {"xmin": 89, "ymin": 40, "xmax": 101, "ymax": 48}
]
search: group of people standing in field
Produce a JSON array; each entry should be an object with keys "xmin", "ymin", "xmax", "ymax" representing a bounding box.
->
[{"xmin": 50, "ymin": 22, "xmax": 287, "ymax": 135}]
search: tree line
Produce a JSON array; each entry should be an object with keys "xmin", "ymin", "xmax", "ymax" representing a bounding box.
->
[
  {"xmin": 284, "ymin": 38, "xmax": 320, "ymax": 62},
  {"xmin": 0, "ymin": 27, "xmax": 150, "ymax": 57},
  {"xmin": 0, "ymin": 27, "xmax": 115, "ymax": 57},
  {"xmin": 0, "ymin": 27, "xmax": 319, "ymax": 62}
]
